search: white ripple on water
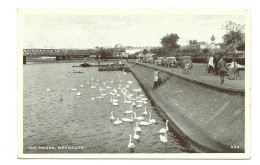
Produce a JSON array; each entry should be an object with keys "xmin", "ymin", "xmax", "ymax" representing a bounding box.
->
[{"xmin": 23, "ymin": 62, "xmax": 187, "ymax": 153}]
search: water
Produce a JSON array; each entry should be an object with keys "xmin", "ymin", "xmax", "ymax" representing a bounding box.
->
[{"xmin": 23, "ymin": 62, "xmax": 187, "ymax": 153}]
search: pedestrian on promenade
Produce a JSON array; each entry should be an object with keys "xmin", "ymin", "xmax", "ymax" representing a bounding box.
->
[
  {"xmin": 153, "ymin": 70, "xmax": 162, "ymax": 88},
  {"xmin": 207, "ymin": 54, "xmax": 214, "ymax": 74},
  {"xmin": 218, "ymin": 55, "xmax": 228, "ymax": 84},
  {"xmin": 213, "ymin": 54, "xmax": 219, "ymax": 75}
]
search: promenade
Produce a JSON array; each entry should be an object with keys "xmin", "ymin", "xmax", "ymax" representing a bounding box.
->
[
  {"xmin": 130, "ymin": 60, "xmax": 245, "ymax": 92},
  {"xmin": 129, "ymin": 62, "xmax": 245, "ymax": 153}
]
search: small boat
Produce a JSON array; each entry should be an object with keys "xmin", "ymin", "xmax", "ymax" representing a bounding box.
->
[{"xmin": 73, "ymin": 69, "xmax": 84, "ymax": 73}]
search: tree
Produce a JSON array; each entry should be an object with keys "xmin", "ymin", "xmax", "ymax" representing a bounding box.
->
[
  {"xmin": 189, "ymin": 40, "xmax": 198, "ymax": 46},
  {"xmin": 161, "ymin": 33, "xmax": 180, "ymax": 53},
  {"xmin": 202, "ymin": 48, "xmax": 209, "ymax": 54},
  {"xmin": 223, "ymin": 21, "xmax": 245, "ymax": 52},
  {"xmin": 142, "ymin": 49, "xmax": 149, "ymax": 55}
]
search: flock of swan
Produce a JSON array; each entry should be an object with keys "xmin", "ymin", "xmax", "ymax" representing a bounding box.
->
[{"xmin": 46, "ymin": 72, "xmax": 170, "ymax": 152}]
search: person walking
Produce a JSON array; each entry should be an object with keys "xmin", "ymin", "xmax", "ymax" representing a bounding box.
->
[
  {"xmin": 218, "ymin": 55, "xmax": 228, "ymax": 84},
  {"xmin": 213, "ymin": 54, "xmax": 219, "ymax": 75}
]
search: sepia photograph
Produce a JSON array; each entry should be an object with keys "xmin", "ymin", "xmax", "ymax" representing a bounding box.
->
[{"xmin": 17, "ymin": 8, "xmax": 250, "ymax": 159}]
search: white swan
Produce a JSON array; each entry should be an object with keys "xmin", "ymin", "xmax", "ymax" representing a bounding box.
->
[
  {"xmin": 159, "ymin": 132, "xmax": 168, "ymax": 143},
  {"xmin": 142, "ymin": 107, "xmax": 148, "ymax": 115},
  {"xmin": 112, "ymin": 101, "xmax": 119, "ymax": 106},
  {"xmin": 124, "ymin": 96, "xmax": 133, "ymax": 104},
  {"xmin": 138, "ymin": 120, "xmax": 151, "ymax": 126},
  {"xmin": 159, "ymin": 120, "xmax": 169, "ymax": 134},
  {"xmin": 91, "ymin": 97, "xmax": 95, "ymax": 101},
  {"xmin": 125, "ymin": 103, "xmax": 134, "ymax": 114},
  {"xmin": 71, "ymin": 87, "xmax": 77, "ymax": 91},
  {"xmin": 128, "ymin": 134, "xmax": 135, "ymax": 150},
  {"xmin": 80, "ymin": 85, "xmax": 84, "ymax": 87},
  {"xmin": 114, "ymin": 118, "xmax": 122, "ymax": 125},
  {"xmin": 106, "ymin": 86, "xmax": 111, "ymax": 89},
  {"xmin": 127, "ymin": 81, "xmax": 133, "ymax": 85},
  {"xmin": 133, "ymin": 88, "xmax": 141, "ymax": 93},
  {"xmin": 136, "ymin": 102, "xmax": 143, "ymax": 108},
  {"xmin": 109, "ymin": 111, "xmax": 115, "ymax": 120},
  {"xmin": 96, "ymin": 95, "xmax": 104, "ymax": 99},
  {"xmin": 134, "ymin": 122, "xmax": 142, "ymax": 132},
  {"xmin": 141, "ymin": 97, "xmax": 148, "ymax": 101},
  {"xmin": 121, "ymin": 114, "xmax": 134, "ymax": 122},
  {"xmin": 90, "ymin": 85, "xmax": 96, "ymax": 89},
  {"xmin": 133, "ymin": 127, "xmax": 140, "ymax": 140},
  {"xmin": 76, "ymin": 92, "xmax": 81, "ymax": 96},
  {"xmin": 133, "ymin": 112, "xmax": 144, "ymax": 120},
  {"xmin": 46, "ymin": 88, "xmax": 50, "ymax": 92},
  {"xmin": 149, "ymin": 112, "xmax": 156, "ymax": 124}
]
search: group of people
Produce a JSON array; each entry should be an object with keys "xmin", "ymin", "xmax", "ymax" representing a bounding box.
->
[{"xmin": 207, "ymin": 54, "xmax": 228, "ymax": 84}]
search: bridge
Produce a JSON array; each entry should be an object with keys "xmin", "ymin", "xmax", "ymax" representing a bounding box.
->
[{"xmin": 23, "ymin": 49, "xmax": 97, "ymax": 64}]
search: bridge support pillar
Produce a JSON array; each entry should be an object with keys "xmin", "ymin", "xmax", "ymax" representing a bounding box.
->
[
  {"xmin": 56, "ymin": 56, "xmax": 59, "ymax": 61},
  {"xmin": 23, "ymin": 56, "xmax": 26, "ymax": 64}
]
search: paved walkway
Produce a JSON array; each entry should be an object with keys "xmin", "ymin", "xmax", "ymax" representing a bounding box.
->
[
  {"xmin": 130, "ymin": 60, "xmax": 245, "ymax": 92},
  {"xmin": 130, "ymin": 64, "xmax": 245, "ymax": 152}
]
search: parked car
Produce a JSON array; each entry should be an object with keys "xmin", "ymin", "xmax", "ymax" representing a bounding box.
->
[
  {"xmin": 156, "ymin": 57, "xmax": 165, "ymax": 65},
  {"xmin": 165, "ymin": 57, "xmax": 177, "ymax": 67},
  {"xmin": 147, "ymin": 57, "xmax": 155, "ymax": 63},
  {"xmin": 178, "ymin": 56, "xmax": 193, "ymax": 69}
]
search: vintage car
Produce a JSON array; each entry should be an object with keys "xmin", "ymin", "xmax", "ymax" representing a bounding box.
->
[
  {"xmin": 178, "ymin": 56, "xmax": 193, "ymax": 69},
  {"xmin": 156, "ymin": 57, "xmax": 165, "ymax": 65},
  {"xmin": 164, "ymin": 57, "xmax": 177, "ymax": 67}
]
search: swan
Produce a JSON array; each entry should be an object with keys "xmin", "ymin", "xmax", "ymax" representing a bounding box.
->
[
  {"xmin": 134, "ymin": 122, "xmax": 142, "ymax": 132},
  {"xmin": 133, "ymin": 88, "xmax": 141, "ymax": 93},
  {"xmin": 125, "ymin": 103, "xmax": 134, "ymax": 114},
  {"xmin": 109, "ymin": 111, "xmax": 115, "ymax": 120},
  {"xmin": 133, "ymin": 127, "xmax": 140, "ymax": 140},
  {"xmin": 91, "ymin": 97, "xmax": 95, "ymax": 101},
  {"xmin": 114, "ymin": 118, "xmax": 122, "ymax": 125},
  {"xmin": 94, "ymin": 83, "xmax": 99, "ymax": 86},
  {"xmin": 112, "ymin": 101, "xmax": 119, "ymax": 106},
  {"xmin": 138, "ymin": 120, "xmax": 151, "ymax": 126},
  {"xmin": 143, "ymin": 101, "xmax": 148, "ymax": 105},
  {"xmin": 141, "ymin": 97, "xmax": 148, "ymax": 101},
  {"xmin": 136, "ymin": 102, "xmax": 143, "ymax": 108},
  {"xmin": 46, "ymin": 88, "xmax": 50, "ymax": 92},
  {"xmin": 80, "ymin": 85, "xmax": 84, "ymax": 87},
  {"xmin": 106, "ymin": 86, "xmax": 111, "ymax": 89},
  {"xmin": 159, "ymin": 132, "xmax": 168, "ymax": 143},
  {"xmin": 71, "ymin": 87, "xmax": 77, "ymax": 91},
  {"xmin": 99, "ymin": 87, "xmax": 106, "ymax": 91},
  {"xmin": 96, "ymin": 95, "xmax": 104, "ymax": 99},
  {"xmin": 128, "ymin": 134, "xmax": 135, "ymax": 150},
  {"xmin": 90, "ymin": 85, "xmax": 96, "ymax": 89},
  {"xmin": 127, "ymin": 81, "xmax": 133, "ymax": 85},
  {"xmin": 124, "ymin": 96, "xmax": 133, "ymax": 104},
  {"xmin": 121, "ymin": 114, "xmax": 134, "ymax": 122},
  {"xmin": 142, "ymin": 107, "xmax": 148, "ymax": 115},
  {"xmin": 149, "ymin": 112, "xmax": 156, "ymax": 124},
  {"xmin": 76, "ymin": 92, "xmax": 81, "ymax": 96},
  {"xmin": 159, "ymin": 120, "xmax": 169, "ymax": 134},
  {"xmin": 133, "ymin": 112, "xmax": 144, "ymax": 120},
  {"xmin": 116, "ymin": 94, "xmax": 121, "ymax": 97}
]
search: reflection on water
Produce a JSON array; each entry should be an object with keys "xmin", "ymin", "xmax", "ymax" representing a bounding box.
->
[{"xmin": 23, "ymin": 62, "xmax": 187, "ymax": 153}]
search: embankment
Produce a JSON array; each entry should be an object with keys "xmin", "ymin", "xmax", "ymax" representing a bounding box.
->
[{"xmin": 130, "ymin": 63, "xmax": 245, "ymax": 153}]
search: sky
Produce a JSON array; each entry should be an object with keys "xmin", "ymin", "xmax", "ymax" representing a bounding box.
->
[{"xmin": 22, "ymin": 15, "xmax": 245, "ymax": 49}]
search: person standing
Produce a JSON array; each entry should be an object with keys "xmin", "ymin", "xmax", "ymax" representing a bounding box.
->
[
  {"xmin": 213, "ymin": 54, "xmax": 219, "ymax": 75},
  {"xmin": 218, "ymin": 55, "xmax": 228, "ymax": 84}
]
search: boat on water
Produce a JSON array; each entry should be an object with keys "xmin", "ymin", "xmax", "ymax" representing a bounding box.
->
[{"xmin": 73, "ymin": 69, "xmax": 84, "ymax": 73}]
